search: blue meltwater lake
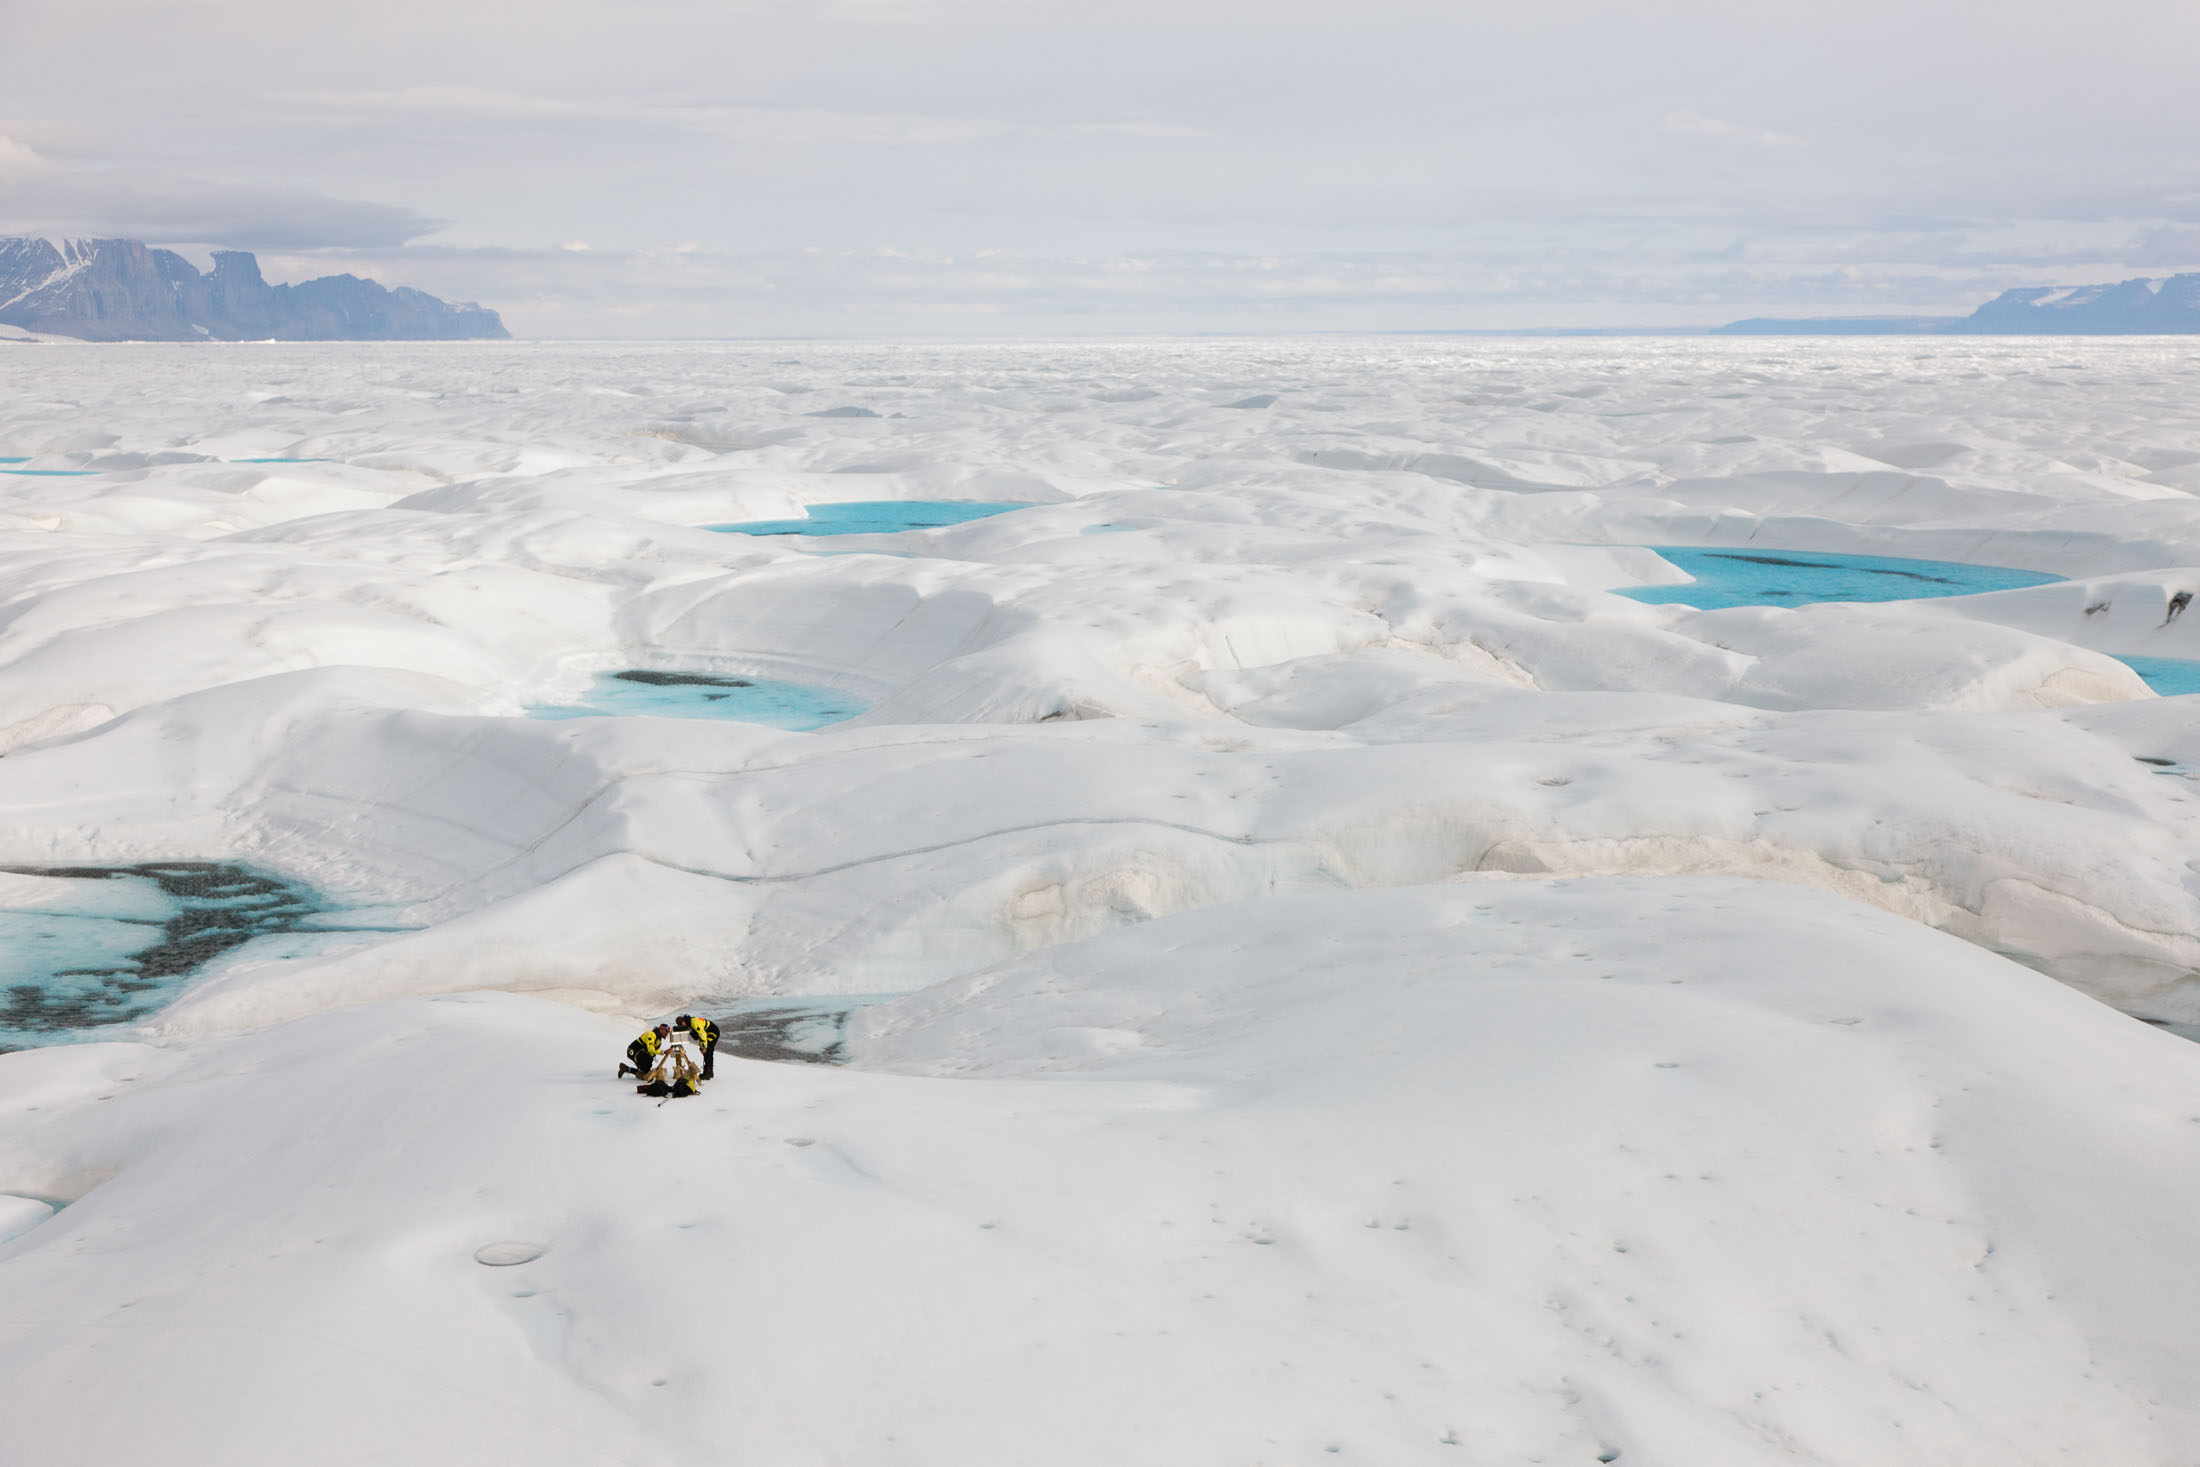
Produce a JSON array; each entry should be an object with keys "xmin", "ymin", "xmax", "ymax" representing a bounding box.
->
[
  {"xmin": 1617, "ymin": 547, "xmax": 2063, "ymax": 610},
  {"xmin": 528, "ymin": 670, "xmax": 868, "ymax": 729},
  {"xmin": 1619, "ymin": 546, "xmax": 2200, "ymax": 696},
  {"xmin": 710, "ymin": 500, "xmax": 1032, "ymax": 536},
  {"xmin": 2115, "ymin": 657, "xmax": 2200, "ymax": 697}
]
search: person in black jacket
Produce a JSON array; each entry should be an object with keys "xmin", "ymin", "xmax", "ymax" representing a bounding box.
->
[
  {"xmin": 618, "ymin": 1024, "xmax": 672, "ymax": 1079},
  {"xmin": 675, "ymin": 1015, "xmax": 721, "ymax": 1079}
]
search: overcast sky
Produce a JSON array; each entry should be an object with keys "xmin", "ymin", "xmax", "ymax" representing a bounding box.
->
[{"xmin": 4, "ymin": 0, "xmax": 2198, "ymax": 336}]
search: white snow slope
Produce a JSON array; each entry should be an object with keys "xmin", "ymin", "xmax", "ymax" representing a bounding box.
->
[{"xmin": 3, "ymin": 337, "xmax": 2200, "ymax": 1464}]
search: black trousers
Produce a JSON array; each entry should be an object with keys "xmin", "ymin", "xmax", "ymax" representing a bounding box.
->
[{"xmin": 699, "ymin": 1039, "xmax": 717, "ymax": 1080}]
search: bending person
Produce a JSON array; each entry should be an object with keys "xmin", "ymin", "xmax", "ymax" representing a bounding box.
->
[{"xmin": 675, "ymin": 1015, "xmax": 721, "ymax": 1080}]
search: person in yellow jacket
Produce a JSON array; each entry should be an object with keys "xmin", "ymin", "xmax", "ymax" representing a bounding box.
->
[
  {"xmin": 617, "ymin": 1024, "xmax": 672, "ymax": 1079},
  {"xmin": 675, "ymin": 1015, "xmax": 721, "ymax": 1080}
]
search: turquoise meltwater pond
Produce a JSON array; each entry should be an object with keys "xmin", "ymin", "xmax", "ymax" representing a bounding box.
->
[
  {"xmin": 710, "ymin": 500, "xmax": 1031, "ymax": 536},
  {"xmin": 527, "ymin": 670, "xmax": 867, "ymax": 730},
  {"xmin": 2113, "ymin": 657, "xmax": 2200, "ymax": 697},
  {"xmin": 1617, "ymin": 547, "xmax": 2063, "ymax": 610},
  {"xmin": 1621, "ymin": 546, "xmax": 2200, "ymax": 698}
]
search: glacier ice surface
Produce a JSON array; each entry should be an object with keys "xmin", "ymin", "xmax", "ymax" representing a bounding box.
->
[{"xmin": 4, "ymin": 337, "xmax": 2200, "ymax": 1461}]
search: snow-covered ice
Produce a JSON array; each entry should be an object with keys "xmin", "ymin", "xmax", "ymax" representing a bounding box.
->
[{"xmin": 3, "ymin": 336, "xmax": 2200, "ymax": 1462}]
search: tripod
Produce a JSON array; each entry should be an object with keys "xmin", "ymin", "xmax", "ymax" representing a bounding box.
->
[{"xmin": 639, "ymin": 1039, "xmax": 703, "ymax": 1102}]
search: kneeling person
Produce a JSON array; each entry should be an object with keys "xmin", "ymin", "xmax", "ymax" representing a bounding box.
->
[{"xmin": 618, "ymin": 1023, "xmax": 672, "ymax": 1079}]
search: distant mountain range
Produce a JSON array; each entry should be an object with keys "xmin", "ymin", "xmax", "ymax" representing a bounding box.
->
[
  {"xmin": 1716, "ymin": 275, "xmax": 2200, "ymax": 335},
  {"xmin": 0, "ymin": 237, "xmax": 508, "ymax": 342}
]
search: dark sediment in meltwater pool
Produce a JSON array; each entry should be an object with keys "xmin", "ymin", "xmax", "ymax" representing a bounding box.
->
[
  {"xmin": 708, "ymin": 500, "xmax": 1032, "ymax": 536},
  {"xmin": 0, "ymin": 863, "xmax": 365, "ymax": 1050},
  {"xmin": 1617, "ymin": 547, "xmax": 2062, "ymax": 611},
  {"xmin": 693, "ymin": 995, "xmax": 897, "ymax": 1066},
  {"xmin": 527, "ymin": 670, "xmax": 868, "ymax": 730}
]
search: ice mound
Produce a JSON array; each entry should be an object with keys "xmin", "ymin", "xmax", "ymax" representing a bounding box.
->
[{"xmin": 4, "ymin": 882, "xmax": 2199, "ymax": 1462}]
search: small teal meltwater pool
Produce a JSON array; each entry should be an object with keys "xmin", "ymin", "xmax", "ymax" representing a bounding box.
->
[{"xmin": 710, "ymin": 501, "xmax": 1031, "ymax": 536}]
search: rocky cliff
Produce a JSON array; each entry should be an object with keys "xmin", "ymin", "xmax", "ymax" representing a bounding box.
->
[{"xmin": 0, "ymin": 237, "xmax": 508, "ymax": 341}]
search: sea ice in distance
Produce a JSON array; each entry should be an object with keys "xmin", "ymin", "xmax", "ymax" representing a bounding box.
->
[{"xmin": 2, "ymin": 337, "xmax": 2199, "ymax": 1464}]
